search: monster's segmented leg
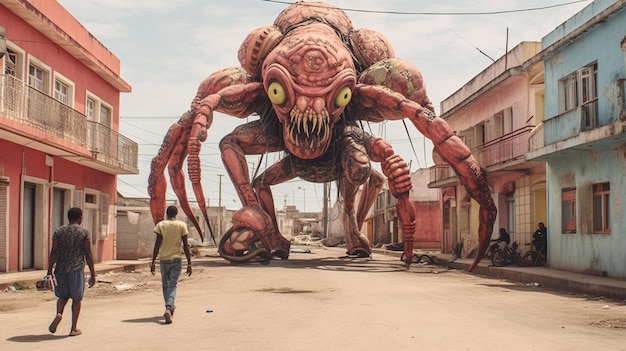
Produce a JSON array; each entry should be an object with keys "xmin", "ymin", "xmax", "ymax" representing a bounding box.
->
[
  {"xmin": 217, "ymin": 120, "xmax": 291, "ymax": 263},
  {"xmin": 401, "ymin": 106, "xmax": 496, "ymax": 271},
  {"xmin": 367, "ymin": 138, "xmax": 416, "ymax": 265},
  {"xmin": 148, "ymin": 67, "xmax": 265, "ymax": 242},
  {"xmin": 354, "ymin": 77, "xmax": 496, "ymax": 271},
  {"xmin": 148, "ymin": 111, "xmax": 204, "ymax": 237}
]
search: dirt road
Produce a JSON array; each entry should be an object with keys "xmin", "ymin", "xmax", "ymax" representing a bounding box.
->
[{"xmin": 1, "ymin": 247, "xmax": 625, "ymax": 351}]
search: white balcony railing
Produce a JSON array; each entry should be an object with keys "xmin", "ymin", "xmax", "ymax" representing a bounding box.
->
[
  {"xmin": 475, "ymin": 126, "xmax": 534, "ymax": 168},
  {"xmin": 0, "ymin": 74, "xmax": 138, "ymax": 173}
]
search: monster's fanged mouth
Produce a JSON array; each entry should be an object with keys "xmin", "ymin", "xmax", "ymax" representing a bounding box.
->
[{"xmin": 286, "ymin": 108, "xmax": 330, "ymax": 152}]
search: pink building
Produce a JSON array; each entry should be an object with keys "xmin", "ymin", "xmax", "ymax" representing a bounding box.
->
[
  {"xmin": 0, "ymin": 0, "xmax": 137, "ymax": 272},
  {"xmin": 429, "ymin": 42, "xmax": 547, "ymax": 256}
]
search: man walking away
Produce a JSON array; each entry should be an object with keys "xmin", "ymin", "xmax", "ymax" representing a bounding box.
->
[
  {"xmin": 151, "ymin": 206, "xmax": 192, "ymax": 324},
  {"xmin": 46, "ymin": 207, "xmax": 96, "ymax": 336}
]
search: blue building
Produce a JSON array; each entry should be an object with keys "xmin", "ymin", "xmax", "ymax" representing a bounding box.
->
[{"xmin": 527, "ymin": 0, "xmax": 626, "ymax": 277}]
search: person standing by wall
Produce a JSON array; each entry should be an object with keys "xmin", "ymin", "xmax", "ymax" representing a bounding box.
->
[
  {"xmin": 532, "ymin": 222, "xmax": 547, "ymax": 255},
  {"xmin": 151, "ymin": 206, "xmax": 192, "ymax": 324},
  {"xmin": 46, "ymin": 207, "xmax": 96, "ymax": 336}
]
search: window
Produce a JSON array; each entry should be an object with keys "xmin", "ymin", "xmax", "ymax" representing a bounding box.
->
[
  {"xmin": 53, "ymin": 79, "xmax": 69, "ymax": 104},
  {"xmin": 563, "ymin": 74, "xmax": 577, "ymax": 112},
  {"xmin": 561, "ymin": 187, "xmax": 576, "ymax": 234},
  {"xmin": 478, "ymin": 124, "xmax": 485, "ymax": 146},
  {"xmin": 85, "ymin": 93, "xmax": 113, "ymax": 127},
  {"xmin": 28, "ymin": 63, "xmax": 46, "ymax": 92},
  {"xmin": 493, "ymin": 107, "xmax": 513, "ymax": 138},
  {"xmin": 506, "ymin": 195, "xmax": 515, "ymax": 237},
  {"xmin": 51, "ymin": 73, "xmax": 74, "ymax": 107},
  {"xmin": 5, "ymin": 49, "xmax": 17, "ymax": 76},
  {"xmin": 580, "ymin": 65, "xmax": 597, "ymax": 130},
  {"xmin": 560, "ymin": 63, "xmax": 598, "ymax": 130},
  {"xmin": 593, "ymin": 182, "xmax": 610, "ymax": 234},
  {"xmin": 99, "ymin": 104, "xmax": 111, "ymax": 127},
  {"xmin": 86, "ymin": 98, "xmax": 96, "ymax": 121}
]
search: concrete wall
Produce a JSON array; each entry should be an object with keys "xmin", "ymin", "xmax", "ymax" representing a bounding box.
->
[
  {"xmin": 540, "ymin": 1, "xmax": 626, "ymax": 278},
  {"xmin": 547, "ymin": 147, "xmax": 626, "ymax": 277}
]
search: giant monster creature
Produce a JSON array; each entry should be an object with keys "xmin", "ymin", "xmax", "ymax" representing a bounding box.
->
[{"xmin": 148, "ymin": 1, "xmax": 497, "ymax": 271}]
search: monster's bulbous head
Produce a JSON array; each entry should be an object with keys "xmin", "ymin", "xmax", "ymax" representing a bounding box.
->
[{"xmin": 261, "ymin": 24, "xmax": 356, "ymax": 159}]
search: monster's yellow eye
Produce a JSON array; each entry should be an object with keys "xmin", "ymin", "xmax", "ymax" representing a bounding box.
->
[
  {"xmin": 334, "ymin": 87, "xmax": 352, "ymax": 107},
  {"xmin": 268, "ymin": 81, "xmax": 287, "ymax": 105}
]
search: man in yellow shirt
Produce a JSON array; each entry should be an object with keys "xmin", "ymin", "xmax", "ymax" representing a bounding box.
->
[{"xmin": 151, "ymin": 206, "xmax": 192, "ymax": 324}]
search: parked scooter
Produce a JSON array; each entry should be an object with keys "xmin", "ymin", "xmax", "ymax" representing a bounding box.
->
[{"xmin": 491, "ymin": 242, "xmax": 522, "ymax": 267}]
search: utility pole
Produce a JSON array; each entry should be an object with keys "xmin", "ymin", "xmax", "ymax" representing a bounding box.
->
[
  {"xmin": 323, "ymin": 182, "xmax": 328, "ymax": 238},
  {"xmin": 218, "ymin": 174, "xmax": 223, "ymax": 237},
  {"xmin": 298, "ymin": 186, "xmax": 306, "ymax": 212}
]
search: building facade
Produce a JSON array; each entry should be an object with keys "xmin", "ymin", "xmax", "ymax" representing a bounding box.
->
[
  {"xmin": 527, "ymin": 0, "xmax": 626, "ymax": 277},
  {"xmin": 0, "ymin": 0, "xmax": 137, "ymax": 272},
  {"xmin": 429, "ymin": 42, "xmax": 548, "ymax": 257},
  {"xmin": 363, "ymin": 168, "xmax": 441, "ymax": 250}
]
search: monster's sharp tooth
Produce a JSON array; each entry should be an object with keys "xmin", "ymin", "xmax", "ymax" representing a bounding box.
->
[
  {"xmin": 312, "ymin": 114, "xmax": 318, "ymax": 136},
  {"xmin": 294, "ymin": 114, "xmax": 300, "ymax": 135},
  {"xmin": 314, "ymin": 115, "xmax": 324, "ymax": 136},
  {"xmin": 304, "ymin": 112, "xmax": 310, "ymax": 135},
  {"xmin": 304, "ymin": 113, "xmax": 310, "ymax": 137}
]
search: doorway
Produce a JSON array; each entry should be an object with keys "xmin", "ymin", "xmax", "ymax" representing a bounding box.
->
[{"xmin": 22, "ymin": 182, "xmax": 35, "ymax": 269}]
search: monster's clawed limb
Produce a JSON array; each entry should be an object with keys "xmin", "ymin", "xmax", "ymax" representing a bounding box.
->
[
  {"xmin": 218, "ymin": 206, "xmax": 290, "ymax": 264},
  {"xmin": 368, "ymin": 137, "xmax": 417, "ymax": 266}
]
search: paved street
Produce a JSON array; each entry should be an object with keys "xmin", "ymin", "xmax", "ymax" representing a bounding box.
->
[{"xmin": 1, "ymin": 247, "xmax": 625, "ymax": 351}]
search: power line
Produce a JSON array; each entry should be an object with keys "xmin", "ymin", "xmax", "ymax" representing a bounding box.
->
[
  {"xmin": 260, "ymin": 0, "xmax": 591, "ymax": 16},
  {"xmin": 448, "ymin": 27, "xmax": 496, "ymax": 63}
]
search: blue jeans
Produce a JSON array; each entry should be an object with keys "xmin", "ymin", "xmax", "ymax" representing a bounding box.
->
[{"xmin": 159, "ymin": 258, "xmax": 182, "ymax": 308}]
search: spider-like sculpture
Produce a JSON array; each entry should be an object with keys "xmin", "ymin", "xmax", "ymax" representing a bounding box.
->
[{"xmin": 148, "ymin": 1, "xmax": 496, "ymax": 270}]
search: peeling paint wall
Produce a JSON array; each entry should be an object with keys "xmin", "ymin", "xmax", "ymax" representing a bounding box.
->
[{"xmin": 541, "ymin": 0, "xmax": 626, "ymax": 278}]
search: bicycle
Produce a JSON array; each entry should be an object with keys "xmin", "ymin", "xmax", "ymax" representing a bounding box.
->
[
  {"xmin": 491, "ymin": 241, "xmax": 522, "ymax": 267},
  {"xmin": 522, "ymin": 242, "xmax": 546, "ymax": 267}
]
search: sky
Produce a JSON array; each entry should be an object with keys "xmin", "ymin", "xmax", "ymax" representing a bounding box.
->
[{"xmin": 56, "ymin": 0, "xmax": 592, "ymax": 212}]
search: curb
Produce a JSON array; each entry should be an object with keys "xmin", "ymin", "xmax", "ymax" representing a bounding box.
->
[{"xmin": 372, "ymin": 248, "xmax": 626, "ymax": 300}]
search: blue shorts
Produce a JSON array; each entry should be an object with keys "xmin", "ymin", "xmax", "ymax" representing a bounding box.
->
[{"xmin": 54, "ymin": 270, "xmax": 85, "ymax": 301}]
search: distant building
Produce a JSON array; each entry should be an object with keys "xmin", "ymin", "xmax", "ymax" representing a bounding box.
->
[
  {"xmin": 0, "ymin": 1, "xmax": 137, "ymax": 272},
  {"xmin": 115, "ymin": 196, "xmax": 154, "ymax": 260},
  {"xmin": 116, "ymin": 195, "xmax": 214, "ymax": 260},
  {"xmin": 362, "ymin": 168, "xmax": 440, "ymax": 250}
]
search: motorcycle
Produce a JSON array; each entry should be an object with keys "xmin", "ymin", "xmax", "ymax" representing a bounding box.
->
[{"xmin": 491, "ymin": 242, "xmax": 522, "ymax": 267}]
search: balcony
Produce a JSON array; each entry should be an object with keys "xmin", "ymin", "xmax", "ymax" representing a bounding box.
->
[
  {"xmin": 0, "ymin": 74, "xmax": 138, "ymax": 174},
  {"xmin": 474, "ymin": 126, "xmax": 534, "ymax": 168},
  {"xmin": 429, "ymin": 126, "xmax": 535, "ymax": 187},
  {"xmin": 527, "ymin": 81, "xmax": 626, "ymax": 162},
  {"xmin": 428, "ymin": 165, "xmax": 456, "ymax": 187}
]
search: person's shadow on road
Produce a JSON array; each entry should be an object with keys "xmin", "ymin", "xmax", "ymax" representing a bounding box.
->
[
  {"xmin": 122, "ymin": 315, "xmax": 163, "ymax": 324},
  {"xmin": 7, "ymin": 334, "xmax": 68, "ymax": 342}
]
